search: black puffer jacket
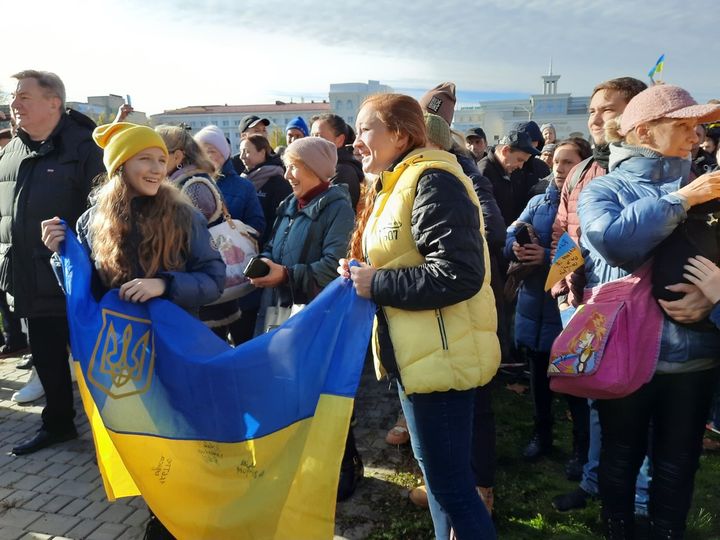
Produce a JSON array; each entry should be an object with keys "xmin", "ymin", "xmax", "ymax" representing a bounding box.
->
[
  {"xmin": 332, "ymin": 146, "xmax": 363, "ymax": 211},
  {"xmin": 479, "ymin": 148, "xmax": 541, "ymax": 227},
  {"xmin": 453, "ymin": 150, "xmax": 506, "ymax": 251},
  {"xmin": 0, "ymin": 110, "xmax": 103, "ymax": 317},
  {"xmin": 372, "ymin": 168, "xmax": 485, "ymax": 309}
]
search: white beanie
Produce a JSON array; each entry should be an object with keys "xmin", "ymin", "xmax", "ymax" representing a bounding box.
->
[{"xmin": 194, "ymin": 125, "xmax": 231, "ymax": 161}]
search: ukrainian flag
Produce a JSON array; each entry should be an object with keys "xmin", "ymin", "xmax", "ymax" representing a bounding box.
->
[
  {"xmin": 545, "ymin": 232, "xmax": 585, "ymax": 291},
  {"xmin": 60, "ymin": 229, "xmax": 375, "ymax": 539},
  {"xmin": 648, "ymin": 54, "xmax": 665, "ymax": 80}
]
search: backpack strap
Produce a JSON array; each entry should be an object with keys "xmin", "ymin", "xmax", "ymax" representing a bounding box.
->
[{"xmin": 566, "ymin": 157, "xmax": 594, "ymax": 196}]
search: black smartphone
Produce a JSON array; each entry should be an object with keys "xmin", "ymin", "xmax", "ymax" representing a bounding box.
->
[
  {"xmin": 243, "ymin": 256, "xmax": 270, "ymax": 278},
  {"xmin": 515, "ymin": 224, "xmax": 532, "ymax": 246}
]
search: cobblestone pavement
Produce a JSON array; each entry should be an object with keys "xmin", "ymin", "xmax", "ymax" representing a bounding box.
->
[{"xmin": 0, "ymin": 353, "xmax": 413, "ymax": 540}]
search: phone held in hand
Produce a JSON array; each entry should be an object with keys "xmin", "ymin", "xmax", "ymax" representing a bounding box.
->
[
  {"xmin": 515, "ymin": 224, "xmax": 532, "ymax": 246},
  {"xmin": 244, "ymin": 256, "xmax": 271, "ymax": 279}
]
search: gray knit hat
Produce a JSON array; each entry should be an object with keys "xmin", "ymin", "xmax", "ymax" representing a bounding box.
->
[
  {"xmin": 285, "ymin": 137, "xmax": 337, "ymax": 180},
  {"xmin": 540, "ymin": 123, "xmax": 555, "ymax": 133},
  {"xmin": 424, "ymin": 113, "xmax": 452, "ymax": 151}
]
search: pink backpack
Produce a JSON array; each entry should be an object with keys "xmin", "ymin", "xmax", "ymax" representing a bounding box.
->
[{"xmin": 548, "ymin": 261, "xmax": 663, "ymax": 399}]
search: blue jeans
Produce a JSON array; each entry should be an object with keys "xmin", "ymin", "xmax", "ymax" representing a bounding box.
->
[{"xmin": 399, "ymin": 385, "xmax": 495, "ymax": 540}]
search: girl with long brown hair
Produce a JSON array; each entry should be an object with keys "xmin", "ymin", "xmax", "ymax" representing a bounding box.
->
[
  {"xmin": 41, "ymin": 123, "xmax": 225, "ymax": 312},
  {"xmin": 339, "ymin": 94, "xmax": 499, "ymax": 539}
]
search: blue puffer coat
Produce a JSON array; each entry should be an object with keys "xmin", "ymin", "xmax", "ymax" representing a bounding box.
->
[
  {"xmin": 505, "ymin": 180, "xmax": 562, "ymax": 351},
  {"xmin": 578, "ymin": 143, "xmax": 720, "ymax": 365},
  {"xmin": 216, "ymin": 159, "xmax": 266, "ymax": 235}
]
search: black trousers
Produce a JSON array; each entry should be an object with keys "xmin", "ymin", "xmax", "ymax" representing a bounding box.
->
[
  {"xmin": 528, "ymin": 349, "xmax": 589, "ymax": 452},
  {"xmin": 0, "ymin": 291, "xmax": 26, "ymax": 348},
  {"xmin": 597, "ymin": 367, "xmax": 720, "ymax": 532},
  {"xmin": 471, "ymin": 384, "xmax": 496, "ymax": 488},
  {"xmin": 27, "ymin": 316, "xmax": 75, "ymax": 433}
]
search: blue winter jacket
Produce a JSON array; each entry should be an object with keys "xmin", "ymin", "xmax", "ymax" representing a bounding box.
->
[
  {"xmin": 578, "ymin": 144, "xmax": 720, "ymax": 365},
  {"xmin": 505, "ymin": 180, "xmax": 562, "ymax": 351},
  {"xmin": 74, "ymin": 203, "xmax": 225, "ymax": 314},
  {"xmin": 254, "ymin": 184, "xmax": 355, "ymax": 335},
  {"xmin": 216, "ymin": 159, "xmax": 266, "ymax": 235}
]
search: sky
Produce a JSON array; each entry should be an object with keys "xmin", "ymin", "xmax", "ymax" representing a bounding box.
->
[{"xmin": 3, "ymin": 0, "xmax": 718, "ymax": 116}]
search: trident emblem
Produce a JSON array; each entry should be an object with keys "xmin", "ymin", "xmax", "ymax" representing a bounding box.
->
[{"xmin": 88, "ymin": 309, "xmax": 155, "ymax": 399}]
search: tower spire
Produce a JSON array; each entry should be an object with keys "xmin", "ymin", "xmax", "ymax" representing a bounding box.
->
[{"xmin": 549, "ymin": 57, "xmax": 553, "ymax": 76}]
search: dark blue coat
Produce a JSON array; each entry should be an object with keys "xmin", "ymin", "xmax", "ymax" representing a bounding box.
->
[
  {"xmin": 504, "ymin": 180, "xmax": 562, "ymax": 351},
  {"xmin": 216, "ymin": 159, "xmax": 265, "ymax": 236}
]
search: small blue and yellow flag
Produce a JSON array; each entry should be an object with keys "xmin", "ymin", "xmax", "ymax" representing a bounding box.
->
[
  {"xmin": 545, "ymin": 232, "xmax": 585, "ymax": 291},
  {"xmin": 648, "ymin": 54, "xmax": 665, "ymax": 81},
  {"xmin": 59, "ymin": 229, "xmax": 375, "ymax": 539}
]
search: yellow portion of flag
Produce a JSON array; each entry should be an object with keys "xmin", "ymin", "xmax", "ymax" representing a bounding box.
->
[{"xmin": 76, "ymin": 359, "xmax": 351, "ymax": 539}]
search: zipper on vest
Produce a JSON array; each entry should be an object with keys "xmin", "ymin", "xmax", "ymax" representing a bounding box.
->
[{"xmin": 435, "ymin": 309, "xmax": 449, "ymax": 351}]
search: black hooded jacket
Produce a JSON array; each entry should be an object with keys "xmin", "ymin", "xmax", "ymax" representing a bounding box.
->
[{"xmin": 0, "ymin": 109, "xmax": 104, "ymax": 317}]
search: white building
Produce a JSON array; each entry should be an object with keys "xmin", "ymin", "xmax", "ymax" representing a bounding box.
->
[
  {"xmin": 150, "ymin": 102, "xmax": 331, "ymax": 154},
  {"xmin": 66, "ymin": 94, "xmax": 149, "ymax": 125},
  {"xmin": 453, "ymin": 72, "xmax": 590, "ymax": 143},
  {"xmin": 329, "ymin": 80, "xmax": 393, "ymax": 127}
]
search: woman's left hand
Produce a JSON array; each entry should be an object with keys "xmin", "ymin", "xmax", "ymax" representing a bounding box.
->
[
  {"xmin": 658, "ymin": 282, "xmax": 714, "ymax": 323},
  {"xmin": 119, "ymin": 278, "xmax": 166, "ymax": 303},
  {"xmin": 349, "ymin": 262, "xmax": 376, "ymax": 299},
  {"xmin": 513, "ymin": 242, "xmax": 545, "ymax": 266},
  {"xmin": 683, "ymin": 255, "xmax": 720, "ymax": 304},
  {"xmin": 249, "ymin": 258, "xmax": 286, "ymax": 288}
]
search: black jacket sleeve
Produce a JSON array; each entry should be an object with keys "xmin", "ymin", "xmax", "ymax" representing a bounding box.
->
[
  {"xmin": 371, "ymin": 169, "xmax": 485, "ymax": 310},
  {"xmin": 471, "ymin": 172, "xmax": 506, "ymax": 251},
  {"xmin": 332, "ymin": 163, "xmax": 361, "ymax": 210}
]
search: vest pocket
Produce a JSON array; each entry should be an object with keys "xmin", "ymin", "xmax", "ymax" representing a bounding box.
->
[{"xmin": 435, "ymin": 308, "xmax": 449, "ymax": 350}]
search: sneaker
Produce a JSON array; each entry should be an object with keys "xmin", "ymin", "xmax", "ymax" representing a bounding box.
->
[
  {"xmin": 16, "ymin": 354, "xmax": 33, "ymax": 370},
  {"xmin": 12, "ymin": 368, "xmax": 45, "ymax": 403},
  {"xmin": 552, "ymin": 486, "xmax": 594, "ymax": 512},
  {"xmin": 409, "ymin": 484, "xmax": 429, "ymax": 508}
]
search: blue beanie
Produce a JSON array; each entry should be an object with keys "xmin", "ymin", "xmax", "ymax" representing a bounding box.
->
[{"xmin": 286, "ymin": 116, "xmax": 309, "ymax": 137}]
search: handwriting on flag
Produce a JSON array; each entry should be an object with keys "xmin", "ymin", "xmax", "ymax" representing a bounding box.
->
[{"xmin": 545, "ymin": 232, "xmax": 584, "ymax": 291}]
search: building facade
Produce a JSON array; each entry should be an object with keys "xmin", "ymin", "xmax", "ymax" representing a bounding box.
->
[
  {"xmin": 66, "ymin": 94, "xmax": 149, "ymax": 125},
  {"xmin": 150, "ymin": 102, "xmax": 331, "ymax": 153},
  {"xmin": 453, "ymin": 73, "xmax": 590, "ymax": 143},
  {"xmin": 328, "ymin": 80, "xmax": 393, "ymax": 127}
]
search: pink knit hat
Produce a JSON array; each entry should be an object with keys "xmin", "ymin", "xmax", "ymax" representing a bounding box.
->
[
  {"xmin": 285, "ymin": 137, "xmax": 337, "ymax": 180},
  {"xmin": 619, "ymin": 85, "xmax": 720, "ymax": 136}
]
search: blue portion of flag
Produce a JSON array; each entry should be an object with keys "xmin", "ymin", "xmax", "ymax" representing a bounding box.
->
[{"xmin": 60, "ymin": 228, "xmax": 375, "ymax": 443}]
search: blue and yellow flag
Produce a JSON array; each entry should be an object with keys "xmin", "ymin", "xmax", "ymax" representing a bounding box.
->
[
  {"xmin": 648, "ymin": 54, "xmax": 665, "ymax": 82},
  {"xmin": 544, "ymin": 232, "xmax": 585, "ymax": 291},
  {"xmin": 59, "ymin": 229, "xmax": 375, "ymax": 540}
]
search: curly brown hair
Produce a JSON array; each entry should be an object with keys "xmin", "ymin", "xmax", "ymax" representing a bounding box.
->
[{"xmin": 89, "ymin": 172, "xmax": 194, "ymax": 287}]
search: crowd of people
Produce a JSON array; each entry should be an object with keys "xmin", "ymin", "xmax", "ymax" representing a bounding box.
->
[{"xmin": 1, "ymin": 68, "xmax": 720, "ymax": 540}]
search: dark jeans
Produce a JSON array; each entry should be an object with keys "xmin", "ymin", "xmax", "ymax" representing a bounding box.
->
[
  {"xmin": 0, "ymin": 291, "xmax": 26, "ymax": 348},
  {"xmin": 399, "ymin": 385, "xmax": 495, "ymax": 540},
  {"xmin": 597, "ymin": 367, "xmax": 720, "ymax": 533},
  {"xmin": 28, "ymin": 316, "xmax": 75, "ymax": 433},
  {"xmin": 528, "ymin": 349, "xmax": 589, "ymax": 451},
  {"xmin": 471, "ymin": 384, "xmax": 496, "ymax": 488}
]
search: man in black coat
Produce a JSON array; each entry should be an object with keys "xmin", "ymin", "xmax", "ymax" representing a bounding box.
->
[
  {"xmin": 0, "ymin": 70, "xmax": 104, "ymax": 454},
  {"xmin": 478, "ymin": 130, "xmax": 541, "ymax": 227}
]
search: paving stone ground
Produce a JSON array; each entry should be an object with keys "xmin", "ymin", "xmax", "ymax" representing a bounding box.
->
[{"xmin": 0, "ymin": 353, "xmax": 410, "ymax": 540}]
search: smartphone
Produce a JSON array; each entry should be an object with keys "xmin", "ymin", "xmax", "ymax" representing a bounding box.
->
[
  {"xmin": 244, "ymin": 256, "xmax": 270, "ymax": 279},
  {"xmin": 125, "ymin": 94, "xmax": 132, "ymax": 107},
  {"xmin": 515, "ymin": 224, "xmax": 532, "ymax": 246}
]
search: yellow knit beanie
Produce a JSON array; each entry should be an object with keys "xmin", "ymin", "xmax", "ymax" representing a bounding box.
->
[{"xmin": 92, "ymin": 122, "xmax": 168, "ymax": 175}]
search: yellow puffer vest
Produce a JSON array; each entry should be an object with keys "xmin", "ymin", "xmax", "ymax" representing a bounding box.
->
[{"xmin": 364, "ymin": 148, "xmax": 500, "ymax": 394}]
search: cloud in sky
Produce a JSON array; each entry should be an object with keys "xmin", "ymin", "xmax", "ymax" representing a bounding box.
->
[{"xmin": 3, "ymin": 0, "xmax": 717, "ymax": 114}]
